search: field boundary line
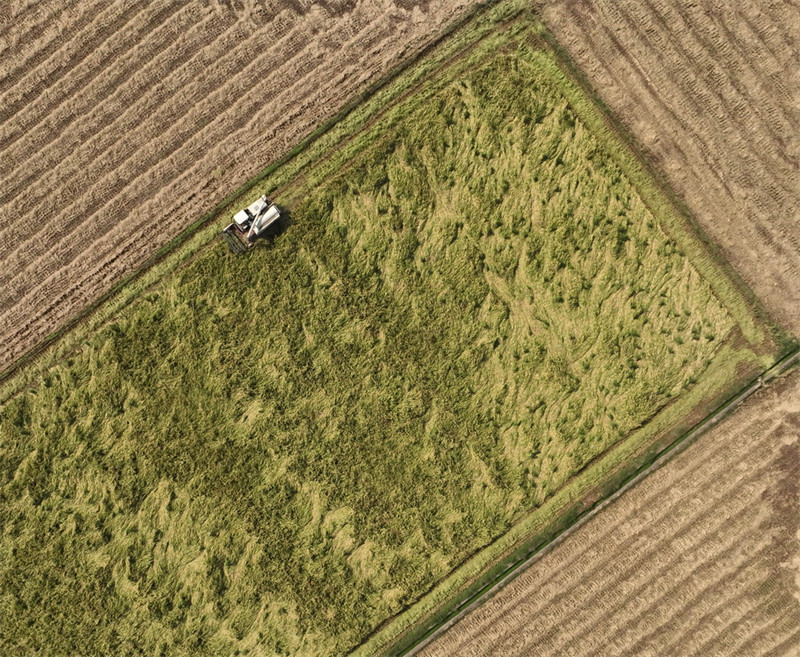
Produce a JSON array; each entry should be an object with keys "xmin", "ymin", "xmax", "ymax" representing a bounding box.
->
[
  {"xmin": 534, "ymin": 20, "xmax": 789, "ymax": 351},
  {"xmin": 0, "ymin": 0, "xmax": 508, "ymax": 389},
  {"xmin": 358, "ymin": 12, "xmax": 788, "ymax": 653},
  {"xmin": 401, "ymin": 347, "xmax": 800, "ymax": 657}
]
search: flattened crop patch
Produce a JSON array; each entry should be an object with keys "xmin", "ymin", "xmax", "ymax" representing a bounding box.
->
[{"xmin": 0, "ymin": 7, "xmax": 780, "ymax": 657}]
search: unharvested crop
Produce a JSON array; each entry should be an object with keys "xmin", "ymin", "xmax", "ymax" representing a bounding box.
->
[
  {"xmin": 0, "ymin": 7, "xmax": 779, "ymax": 656},
  {"xmin": 421, "ymin": 369, "xmax": 800, "ymax": 657},
  {"xmin": 0, "ymin": 0, "xmax": 478, "ymax": 372},
  {"xmin": 537, "ymin": 0, "xmax": 800, "ymax": 336},
  {"xmin": 417, "ymin": 2, "xmax": 800, "ymax": 653}
]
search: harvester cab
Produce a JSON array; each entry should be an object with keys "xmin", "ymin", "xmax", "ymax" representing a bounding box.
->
[{"xmin": 222, "ymin": 195, "xmax": 281, "ymax": 254}]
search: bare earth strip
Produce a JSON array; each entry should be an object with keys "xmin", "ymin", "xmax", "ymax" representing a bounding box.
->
[
  {"xmin": 0, "ymin": 0, "xmax": 480, "ymax": 372},
  {"xmin": 537, "ymin": 0, "xmax": 800, "ymax": 336},
  {"xmin": 421, "ymin": 369, "xmax": 800, "ymax": 657}
]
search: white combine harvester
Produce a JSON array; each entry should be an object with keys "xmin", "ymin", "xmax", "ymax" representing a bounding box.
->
[{"xmin": 221, "ymin": 195, "xmax": 281, "ymax": 254}]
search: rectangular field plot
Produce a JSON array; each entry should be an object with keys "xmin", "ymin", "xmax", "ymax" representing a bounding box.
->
[{"xmin": 0, "ymin": 7, "xmax": 781, "ymax": 657}]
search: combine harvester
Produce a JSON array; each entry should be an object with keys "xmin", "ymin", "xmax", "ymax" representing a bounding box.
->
[{"xmin": 221, "ymin": 195, "xmax": 281, "ymax": 254}]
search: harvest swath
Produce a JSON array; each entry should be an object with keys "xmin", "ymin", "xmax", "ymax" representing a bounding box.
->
[{"xmin": 0, "ymin": 4, "xmax": 782, "ymax": 656}]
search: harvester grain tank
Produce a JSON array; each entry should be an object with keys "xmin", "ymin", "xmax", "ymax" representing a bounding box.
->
[{"xmin": 221, "ymin": 195, "xmax": 281, "ymax": 254}]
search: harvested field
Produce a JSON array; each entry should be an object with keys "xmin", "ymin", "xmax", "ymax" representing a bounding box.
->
[
  {"xmin": 0, "ymin": 6, "xmax": 780, "ymax": 654},
  {"xmin": 537, "ymin": 0, "xmax": 800, "ymax": 336},
  {"xmin": 421, "ymin": 367, "xmax": 800, "ymax": 657},
  {"xmin": 2, "ymin": 0, "xmax": 797, "ymax": 654},
  {"xmin": 0, "ymin": 0, "xmax": 479, "ymax": 373}
]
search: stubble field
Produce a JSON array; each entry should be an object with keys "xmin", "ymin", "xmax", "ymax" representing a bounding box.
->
[
  {"xmin": 1, "ymin": 1, "xmax": 798, "ymax": 656},
  {"xmin": 539, "ymin": 0, "xmax": 800, "ymax": 335},
  {"xmin": 0, "ymin": 6, "xmax": 780, "ymax": 655},
  {"xmin": 0, "ymin": 0, "xmax": 477, "ymax": 373}
]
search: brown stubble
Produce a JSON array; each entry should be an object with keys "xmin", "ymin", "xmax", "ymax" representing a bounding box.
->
[
  {"xmin": 421, "ymin": 2, "xmax": 800, "ymax": 652},
  {"xmin": 537, "ymin": 0, "xmax": 800, "ymax": 337}
]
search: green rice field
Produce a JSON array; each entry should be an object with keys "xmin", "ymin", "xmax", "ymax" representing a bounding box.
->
[{"xmin": 0, "ymin": 6, "xmax": 781, "ymax": 656}]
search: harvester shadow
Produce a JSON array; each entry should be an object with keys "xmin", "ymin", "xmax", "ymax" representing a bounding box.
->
[{"xmin": 256, "ymin": 205, "xmax": 293, "ymax": 245}]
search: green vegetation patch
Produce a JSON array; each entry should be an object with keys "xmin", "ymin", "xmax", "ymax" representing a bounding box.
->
[{"xmin": 0, "ymin": 13, "xmax": 776, "ymax": 657}]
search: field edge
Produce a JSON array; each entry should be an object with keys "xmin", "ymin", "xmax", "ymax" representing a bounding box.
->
[
  {"xmin": 351, "ymin": 13, "xmax": 789, "ymax": 657},
  {"xmin": 0, "ymin": 3, "xmax": 790, "ymax": 656},
  {"xmin": 0, "ymin": 0, "xmax": 518, "ymax": 395}
]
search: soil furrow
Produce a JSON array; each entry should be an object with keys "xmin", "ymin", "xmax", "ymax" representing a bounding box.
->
[
  {"xmin": 490, "ymin": 470, "xmax": 773, "ymax": 656},
  {"xmin": 608, "ymin": 0, "xmax": 787, "ymax": 193},
  {"xmin": 628, "ymin": 575, "xmax": 773, "ymax": 657},
  {"xmin": 0, "ymin": 1, "xmax": 147, "ymax": 124},
  {"xmin": 562, "ymin": 2, "xmax": 734, "ymax": 204},
  {"xmin": 552, "ymin": 505, "xmax": 772, "ymax": 656},
  {"xmin": 680, "ymin": 590, "xmax": 790, "ymax": 657},
  {"xmin": 0, "ymin": 16, "xmax": 256, "ymax": 270},
  {"xmin": 0, "ymin": 0, "xmax": 187, "ymax": 155},
  {"xmin": 0, "ymin": 0, "xmax": 78, "ymax": 53},
  {"xmin": 768, "ymin": 628, "xmax": 800, "ymax": 657},
  {"xmin": 713, "ymin": 607, "xmax": 800, "ymax": 657},
  {"xmin": 649, "ymin": 0, "xmax": 797, "ymax": 170}
]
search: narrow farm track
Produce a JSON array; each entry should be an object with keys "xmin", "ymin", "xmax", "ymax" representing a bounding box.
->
[
  {"xmin": 0, "ymin": 0, "xmax": 479, "ymax": 372},
  {"xmin": 538, "ymin": 0, "xmax": 800, "ymax": 336},
  {"xmin": 421, "ymin": 370, "xmax": 800, "ymax": 656}
]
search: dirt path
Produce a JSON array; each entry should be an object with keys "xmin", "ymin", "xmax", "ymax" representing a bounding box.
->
[
  {"xmin": 536, "ymin": 0, "xmax": 800, "ymax": 337},
  {"xmin": 0, "ymin": 0, "xmax": 479, "ymax": 372},
  {"xmin": 422, "ymin": 366, "xmax": 800, "ymax": 656}
]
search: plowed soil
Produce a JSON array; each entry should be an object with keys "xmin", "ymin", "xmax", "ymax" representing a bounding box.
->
[
  {"xmin": 422, "ymin": 369, "xmax": 800, "ymax": 657},
  {"xmin": 0, "ymin": 0, "xmax": 478, "ymax": 372},
  {"xmin": 538, "ymin": 0, "xmax": 800, "ymax": 336}
]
